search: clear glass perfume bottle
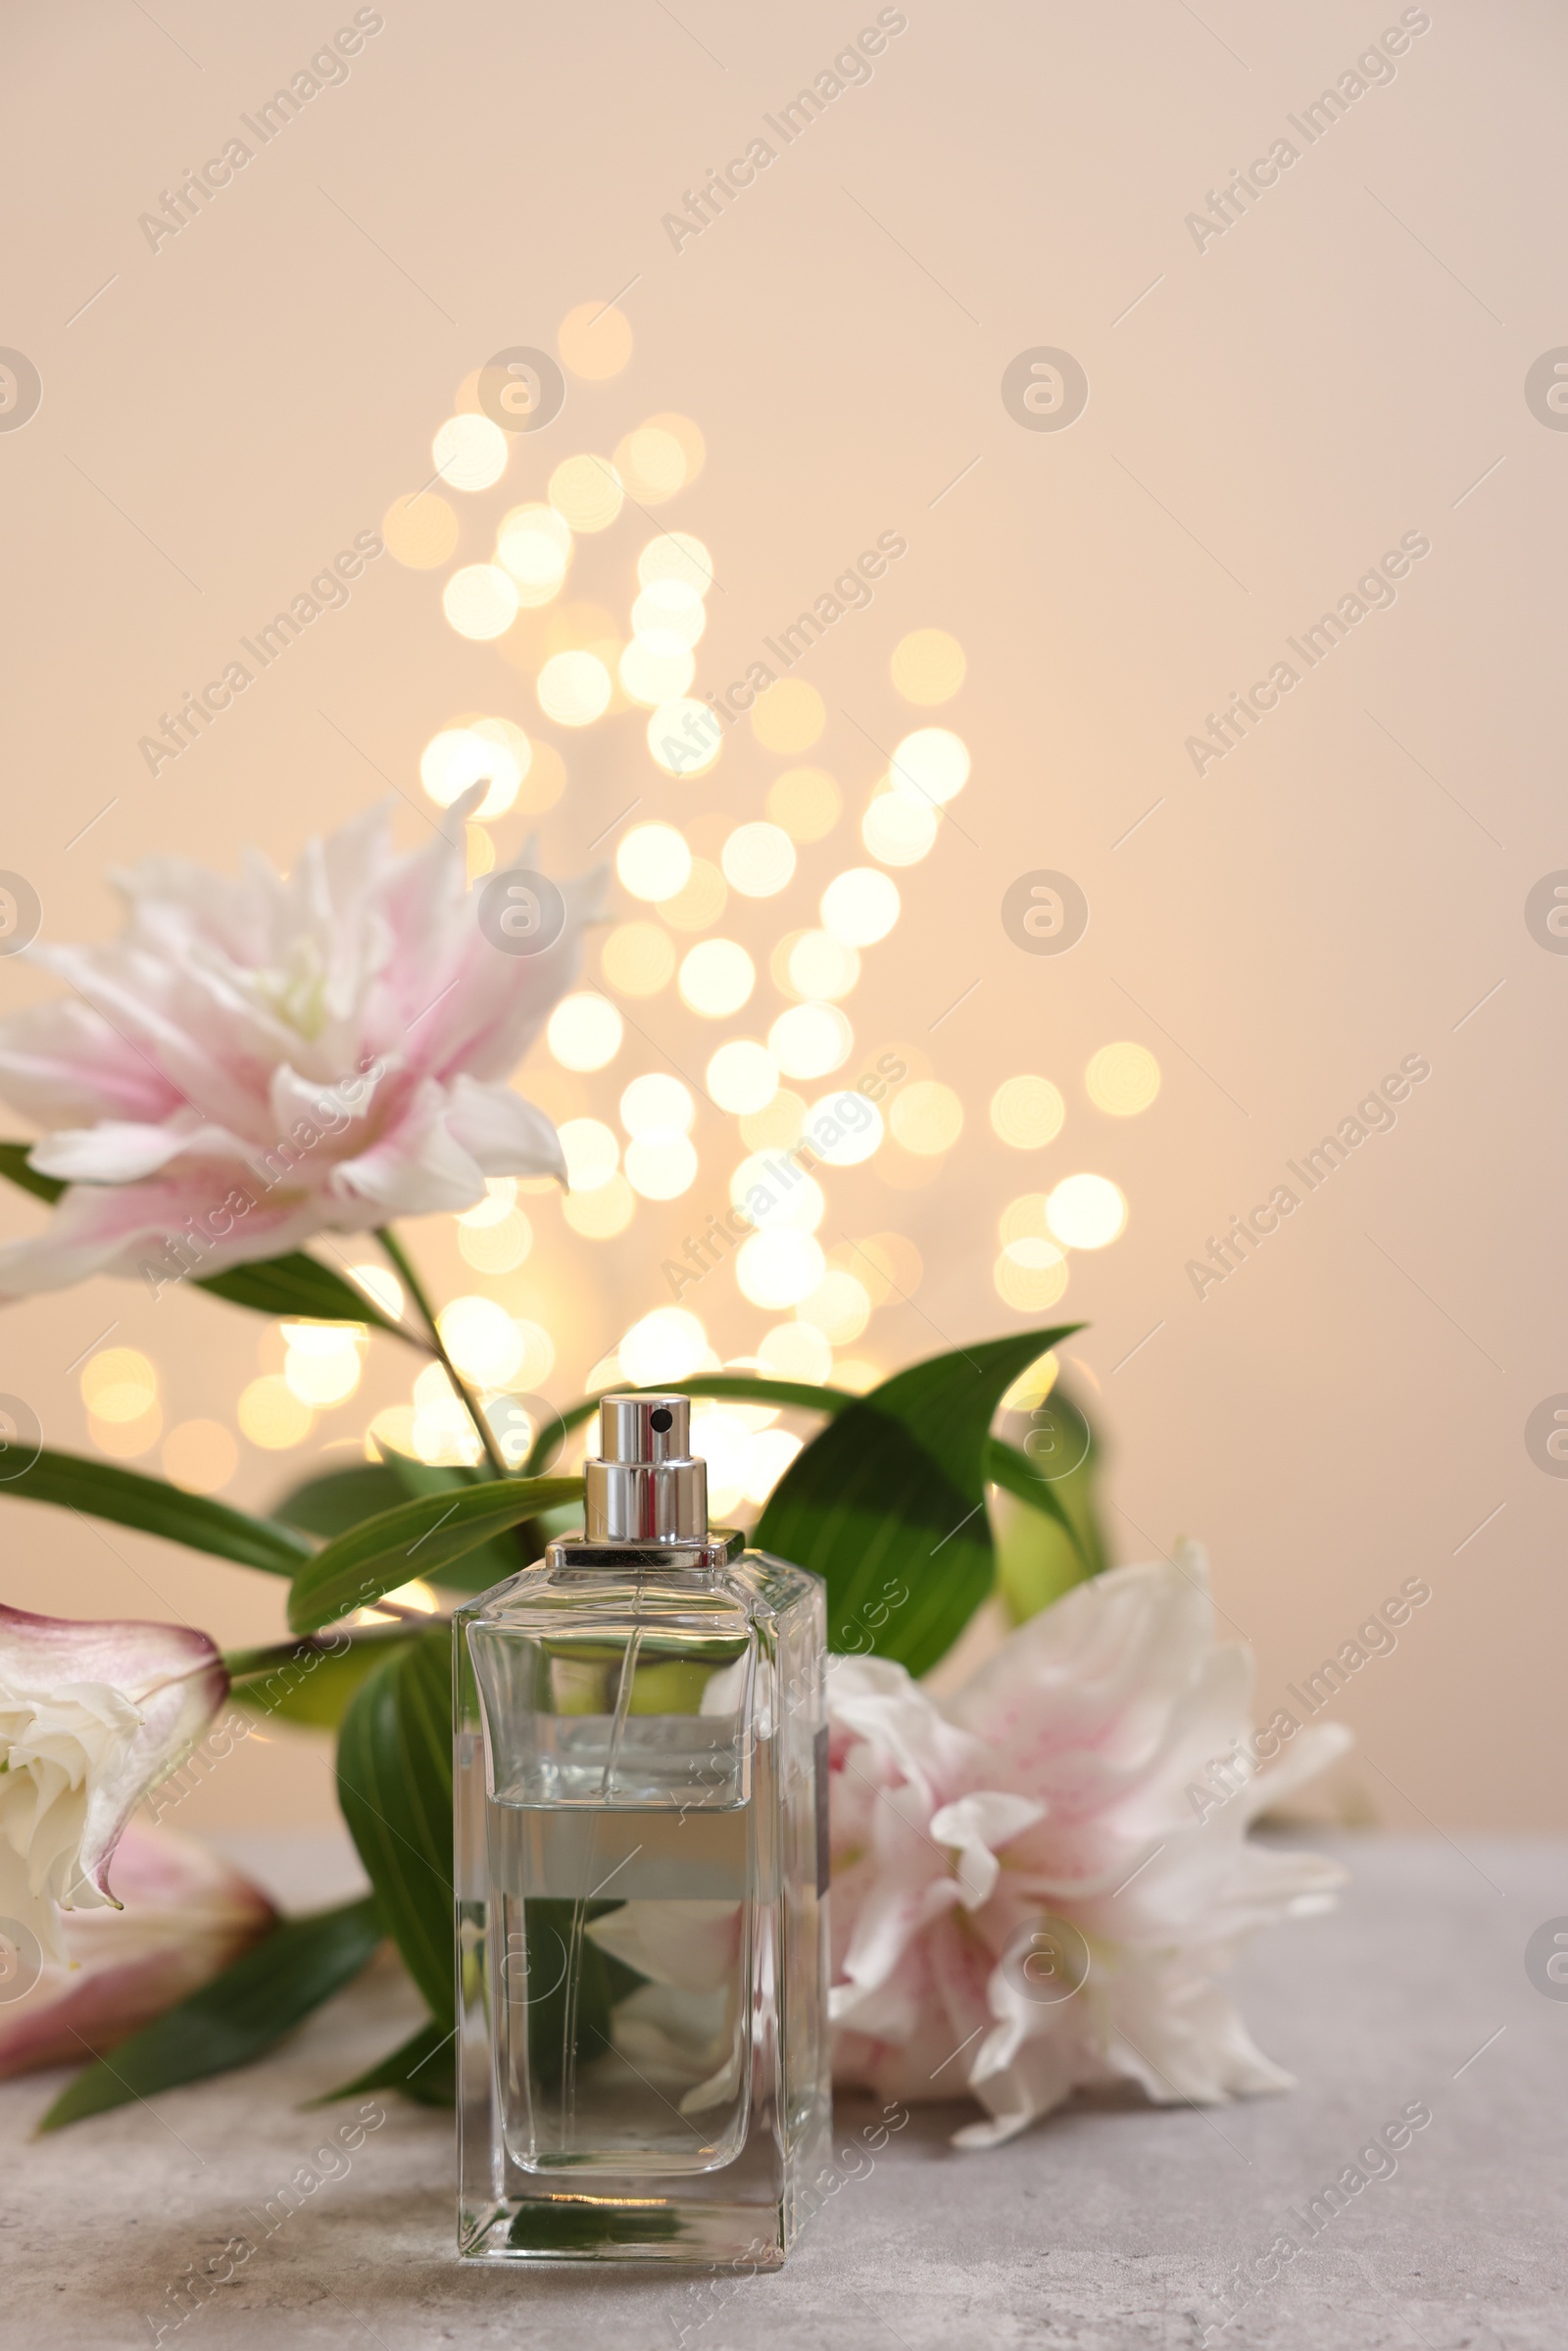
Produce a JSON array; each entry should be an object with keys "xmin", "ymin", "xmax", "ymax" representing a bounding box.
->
[{"xmin": 454, "ymin": 1393, "xmax": 830, "ymax": 2266}]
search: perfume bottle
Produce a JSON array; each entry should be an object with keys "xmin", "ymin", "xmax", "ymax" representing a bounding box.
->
[{"xmin": 454, "ymin": 1394, "xmax": 831, "ymax": 2266}]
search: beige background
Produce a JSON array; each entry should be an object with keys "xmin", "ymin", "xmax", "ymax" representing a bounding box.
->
[{"xmin": 1, "ymin": 0, "xmax": 1561, "ymax": 1833}]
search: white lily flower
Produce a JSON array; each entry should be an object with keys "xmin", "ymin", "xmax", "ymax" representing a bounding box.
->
[
  {"xmin": 0, "ymin": 794, "xmax": 599, "ymax": 1296},
  {"xmin": 0, "ymin": 1821, "xmax": 273, "ymax": 2077},
  {"xmin": 827, "ymin": 1544, "xmax": 1351, "ymax": 2148},
  {"xmin": 0, "ymin": 1603, "xmax": 228, "ymax": 1961}
]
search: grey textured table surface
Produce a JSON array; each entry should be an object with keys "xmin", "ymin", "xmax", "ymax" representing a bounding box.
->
[{"xmin": 4, "ymin": 1831, "xmax": 1564, "ymax": 2349}]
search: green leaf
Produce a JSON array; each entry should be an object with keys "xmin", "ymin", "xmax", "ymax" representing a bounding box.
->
[
  {"xmin": 314, "ymin": 2018, "xmax": 456, "ymax": 2109},
  {"xmin": 336, "ymin": 1627, "xmax": 454, "ymax": 2023},
  {"xmin": 275, "ymin": 1460, "xmax": 416, "ymax": 1541},
  {"xmin": 230, "ymin": 1630, "xmax": 421, "ymax": 1729},
  {"xmin": 5, "ymin": 1448, "xmax": 313, "ymax": 1578},
  {"xmin": 38, "ymin": 1896, "xmax": 383, "ymax": 2130},
  {"xmin": 506, "ymin": 2202, "xmax": 684, "ymax": 2252},
  {"xmin": 993, "ymin": 1386, "xmax": 1108, "ymax": 1621},
  {"xmin": 288, "ymin": 1475, "xmax": 583, "ymax": 1633},
  {"xmin": 194, "ymin": 1250, "xmax": 414, "ymax": 1341},
  {"xmin": 983, "ymin": 1435, "xmax": 1089, "ymax": 1568},
  {"xmin": 273, "ymin": 1459, "xmax": 520, "ymax": 1593},
  {"xmin": 755, "ymin": 1327, "xmax": 1081, "ymax": 1677},
  {"xmin": 523, "ymin": 1372, "xmax": 853, "ymax": 1474},
  {"xmin": 515, "ymin": 1898, "xmax": 646, "ymax": 2092},
  {"xmin": 0, "ymin": 1146, "xmax": 413, "ymax": 1342},
  {"xmin": 0, "ymin": 1141, "xmax": 64, "ymax": 1203}
]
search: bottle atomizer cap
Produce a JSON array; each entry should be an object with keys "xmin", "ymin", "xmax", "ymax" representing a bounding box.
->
[{"xmin": 584, "ymin": 1393, "xmax": 709, "ymax": 1543}]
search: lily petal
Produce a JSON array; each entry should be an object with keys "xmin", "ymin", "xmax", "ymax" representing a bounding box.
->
[{"xmin": 0, "ymin": 1604, "xmax": 227, "ymax": 1959}]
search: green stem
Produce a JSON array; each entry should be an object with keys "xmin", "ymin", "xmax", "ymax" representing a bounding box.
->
[
  {"xmin": 223, "ymin": 1627, "xmax": 416, "ymax": 1680},
  {"xmin": 375, "ymin": 1225, "xmax": 510, "ymax": 1482}
]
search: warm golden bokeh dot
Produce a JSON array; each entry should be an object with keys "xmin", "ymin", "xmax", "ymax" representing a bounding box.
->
[
  {"xmin": 891, "ymin": 627, "xmax": 966, "ymax": 705},
  {"xmin": 496, "ymin": 504, "xmax": 570, "ymax": 605},
  {"xmin": 601, "ymin": 920, "xmax": 676, "ymax": 997},
  {"xmin": 238, "ymin": 1375, "xmax": 312, "ymax": 1449},
  {"xmin": 620, "ymin": 1073, "xmax": 695, "ymax": 1137},
  {"xmin": 889, "ymin": 727, "xmax": 970, "ymax": 806},
  {"xmin": 1085, "ymin": 1041, "xmax": 1162, "ymax": 1116},
  {"xmin": 458, "ymin": 1177, "xmax": 517, "ymax": 1229},
  {"xmin": 612, "ymin": 423, "xmax": 689, "ymax": 504},
  {"xmin": 616, "ymin": 822, "xmax": 692, "ymax": 904},
  {"xmin": 443, "ymin": 564, "xmax": 519, "ymax": 641},
  {"xmin": 637, "ymin": 532, "xmax": 713, "ymax": 595},
  {"xmin": 366, "ymin": 1405, "xmax": 418, "ymax": 1461},
  {"xmin": 999, "ymin": 1194, "xmax": 1052, "ymax": 1246},
  {"xmin": 647, "ymin": 411, "xmax": 706, "ymax": 477},
  {"xmin": 548, "ymin": 992, "xmax": 623, "ymax": 1071},
  {"xmin": 736, "ymin": 1228, "xmax": 826, "ymax": 1310},
  {"xmin": 458, "ymin": 1212, "xmax": 532, "ymax": 1275},
  {"xmin": 820, "ymin": 867, "xmax": 900, "ymax": 948},
  {"xmin": 563, "ymin": 1171, "xmax": 636, "ymax": 1239},
  {"xmin": 659, "ymin": 857, "xmax": 727, "ymax": 931},
  {"xmin": 432, "ymin": 413, "xmax": 509, "ymax": 492},
  {"xmin": 844, "ymin": 1231, "xmax": 923, "ymax": 1305},
  {"xmin": 758, "ymin": 1321, "xmax": 834, "ymax": 1384},
  {"xmin": 647, "ymin": 697, "xmax": 722, "ymax": 778},
  {"xmin": 787, "ymin": 931, "xmax": 859, "ymax": 1002},
  {"xmin": 766, "ymin": 766, "xmax": 840, "ymax": 843},
  {"xmin": 769, "ymin": 1003, "xmax": 853, "ymax": 1079},
  {"xmin": 770, "ymin": 929, "xmax": 808, "ymax": 996},
  {"xmin": 632, "ymin": 579, "xmax": 706, "ymax": 645},
  {"xmin": 81, "ymin": 1347, "xmax": 157, "ymax": 1422},
  {"xmin": 991, "ymin": 1075, "xmax": 1066, "ymax": 1150},
  {"xmin": 707, "ymin": 1039, "xmax": 779, "ymax": 1115},
  {"xmin": 558, "ymin": 301, "xmax": 634, "ymax": 379},
  {"xmin": 1046, "ymin": 1173, "xmax": 1128, "ymax": 1249},
  {"xmin": 861, "ymin": 788, "xmax": 939, "ymax": 866},
  {"xmin": 559, "ymin": 1117, "xmax": 620, "ymax": 1191},
  {"xmin": 420, "ymin": 718, "xmax": 529, "ymax": 818},
  {"xmin": 348, "ymin": 1264, "xmax": 403, "ymax": 1319},
  {"xmin": 89, "ymin": 1409, "xmax": 162, "ymax": 1459},
  {"xmin": 625, "ymin": 1132, "xmax": 700, "ymax": 1200},
  {"xmin": 731, "ymin": 1152, "xmax": 824, "ymax": 1236},
  {"xmin": 382, "ymin": 490, "xmax": 459, "ymax": 568},
  {"xmin": 620, "ymin": 1307, "xmax": 709, "ymax": 1387},
  {"xmin": 721, "ymin": 822, "xmax": 796, "ymax": 897},
  {"xmin": 162, "ymin": 1419, "xmax": 238, "ymax": 1494},
  {"xmin": 547, "ymin": 454, "xmax": 623, "ymax": 532},
  {"xmin": 1001, "ymin": 1351, "xmax": 1058, "ymax": 1412},
  {"xmin": 537, "ymin": 650, "xmax": 612, "ymax": 725},
  {"xmin": 994, "ymin": 1239, "xmax": 1071, "ymax": 1311},
  {"xmin": 439, "ymin": 1296, "xmax": 526, "ymax": 1388},
  {"xmin": 741, "ymin": 1088, "xmax": 807, "ymax": 1151},
  {"xmin": 679, "ymin": 937, "xmax": 756, "ymax": 1017},
  {"xmin": 796, "ymin": 1266, "xmax": 871, "ymax": 1345},
  {"xmin": 619, "ymin": 637, "xmax": 697, "ymax": 708},
  {"xmin": 543, "ymin": 599, "xmax": 620, "ymax": 655},
  {"xmin": 890, "ymin": 1079, "xmax": 963, "ymax": 1156},
  {"xmin": 751, "ymin": 679, "xmax": 825, "ymax": 754},
  {"xmin": 282, "ymin": 1324, "xmax": 365, "ymax": 1408}
]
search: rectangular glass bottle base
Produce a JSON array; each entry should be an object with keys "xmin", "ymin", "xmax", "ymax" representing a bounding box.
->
[
  {"xmin": 459, "ymin": 2188, "xmax": 794, "ymax": 2267},
  {"xmin": 454, "ymin": 1535, "xmax": 830, "ymax": 2270}
]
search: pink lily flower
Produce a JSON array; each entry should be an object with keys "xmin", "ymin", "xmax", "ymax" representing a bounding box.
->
[
  {"xmin": 827, "ymin": 1544, "xmax": 1351, "ymax": 2147},
  {"xmin": 0, "ymin": 1821, "xmax": 274, "ymax": 2078},
  {"xmin": 0, "ymin": 1602, "xmax": 228, "ymax": 1960},
  {"xmin": 0, "ymin": 796, "xmax": 598, "ymax": 1296}
]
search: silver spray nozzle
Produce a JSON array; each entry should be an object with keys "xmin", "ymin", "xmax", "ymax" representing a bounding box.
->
[{"xmin": 584, "ymin": 1393, "xmax": 709, "ymax": 1542}]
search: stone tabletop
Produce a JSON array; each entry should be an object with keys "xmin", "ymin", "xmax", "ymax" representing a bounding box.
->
[{"xmin": 4, "ymin": 1831, "xmax": 1564, "ymax": 2349}]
